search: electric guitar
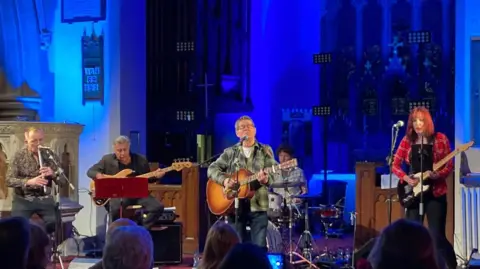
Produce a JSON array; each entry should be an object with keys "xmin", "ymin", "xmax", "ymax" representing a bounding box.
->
[
  {"xmin": 90, "ymin": 160, "xmax": 193, "ymax": 207},
  {"xmin": 397, "ymin": 141, "xmax": 473, "ymax": 208},
  {"xmin": 206, "ymin": 158, "xmax": 298, "ymax": 216}
]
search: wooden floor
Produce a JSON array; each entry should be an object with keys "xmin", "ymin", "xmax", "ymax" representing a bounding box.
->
[{"xmin": 48, "ymin": 234, "xmax": 354, "ymax": 269}]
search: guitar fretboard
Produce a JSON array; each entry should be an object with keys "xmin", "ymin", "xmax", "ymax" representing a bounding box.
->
[{"xmin": 138, "ymin": 166, "xmax": 175, "ymax": 178}]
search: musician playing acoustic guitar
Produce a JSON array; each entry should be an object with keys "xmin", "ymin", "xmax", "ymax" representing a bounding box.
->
[
  {"xmin": 87, "ymin": 135, "xmax": 165, "ymax": 229},
  {"xmin": 208, "ymin": 116, "xmax": 277, "ymax": 249},
  {"xmin": 392, "ymin": 106, "xmax": 457, "ymax": 269}
]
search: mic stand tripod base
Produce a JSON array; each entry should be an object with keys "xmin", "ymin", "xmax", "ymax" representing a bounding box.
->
[{"xmin": 292, "ymin": 201, "xmax": 319, "ymax": 264}]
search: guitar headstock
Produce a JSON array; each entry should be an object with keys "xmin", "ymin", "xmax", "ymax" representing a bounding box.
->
[
  {"xmin": 458, "ymin": 141, "xmax": 475, "ymax": 152},
  {"xmin": 279, "ymin": 158, "xmax": 298, "ymax": 170},
  {"xmin": 171, "ymin": 159, "xmax": 193, "ymax": 171}
]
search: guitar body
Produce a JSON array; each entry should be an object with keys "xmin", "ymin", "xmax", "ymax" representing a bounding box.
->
[
  {"xmin": 89, "ymin": 169, "xmax": 135, "ymax": 207},
  {"xmin": 397, "ymin": 178, "xmax": 431, "ymax": 208},
  {"xmin": 206, "ymin": 169, "xmax": 256, "ymax": 216}
]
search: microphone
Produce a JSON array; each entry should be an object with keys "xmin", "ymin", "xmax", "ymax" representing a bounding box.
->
[
  {"xmin": 240, "ymin": 136, "xmax": 248, "ymax": 142},
  {"xmin": 38, "ymin": 145, "xmax": 51, "ymax": 149},
  {"xmin": 393, "ymin": 120, "xmax": 404, "ymax": 128}
]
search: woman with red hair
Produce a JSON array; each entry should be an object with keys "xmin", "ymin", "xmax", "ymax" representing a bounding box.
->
[{"xmin": 392, "ymin": 106, "xmax": 456, "ymax": 269}]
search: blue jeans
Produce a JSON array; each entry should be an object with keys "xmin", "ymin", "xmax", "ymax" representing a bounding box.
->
[{"xmin": 227, "ymin": 199, "xmax": 268, "ymax": 249}]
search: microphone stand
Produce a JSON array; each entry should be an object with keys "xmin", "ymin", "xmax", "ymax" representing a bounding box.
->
[
  {"xmin": 419, "ymin": 135, "xmax": 425, "ymax": 218},
  {"xmin": 234, "ymin": 162, "xmax": 240, "ymax": 230},
  {"xmin": 42, "ymin": 148, "xmax": 75, "ymax": 269},
  {"xmin": 387, "ymin": 126, "xmax": 400, "ymax": 225}
]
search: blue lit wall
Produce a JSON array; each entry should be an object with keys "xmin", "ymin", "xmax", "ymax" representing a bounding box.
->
[
  {"xmin": 248, "ymin": 0, "xmax": 321, "ymax": 164},
  {"xmin": 454, "ymin": 0, "xmax": 480, "ymax": 258}
]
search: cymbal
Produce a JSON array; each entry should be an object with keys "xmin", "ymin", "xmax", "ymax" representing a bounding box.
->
[
  {"xmin": 290, "ymin": 193, "xmax": 322, "ymax": 200},
  {"xmin": 270, "ymin": 180, "xmax": 303, "ymax": 188}
]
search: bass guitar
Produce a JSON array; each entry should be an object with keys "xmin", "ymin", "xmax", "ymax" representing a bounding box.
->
[
  {"xmin": 206, "ymin": 158, "xmax": 298, "ymax": 216},
  {"xmin": 90, "ymin": 160, "xmax": 193, "ymax": 207},
  {"xmin": 398, "ymin": 141, "xmax": 473, "ymax": 208}
]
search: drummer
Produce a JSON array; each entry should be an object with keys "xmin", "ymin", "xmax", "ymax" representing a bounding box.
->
[{"xmin": 272, "ymin": 144, "xmax": 307, "ymax": 207}]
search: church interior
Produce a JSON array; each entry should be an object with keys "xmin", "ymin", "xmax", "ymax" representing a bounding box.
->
[{"xmin": 0, "ymin": 0, "xmax": 480, "ymax": 268}]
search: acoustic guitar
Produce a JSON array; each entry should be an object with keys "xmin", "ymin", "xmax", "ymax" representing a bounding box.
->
[
  {"xmin": 90, "ymin": 160, "xmax": 193, "ymax": 207},
  {"xmin": 206, "ymin": 158, "xmax": 298, "ymax": 216},
  {"xmin": 397, "ymin": 141, "xmax": 473, "ymax": 208}
]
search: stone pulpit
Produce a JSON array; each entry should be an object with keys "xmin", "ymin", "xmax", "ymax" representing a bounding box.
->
[{"xmin": 0, "ymin": 122, "xmax": 84, "ymax": 240}]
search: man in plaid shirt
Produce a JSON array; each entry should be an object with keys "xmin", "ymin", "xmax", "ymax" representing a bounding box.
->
[
  {"xmin": 208, "ymin": 115, "xmax": 277, "ymax": 249},
  {"xmin": 392, "ymin": 106, "xmax": 456, "ymax": 269}
]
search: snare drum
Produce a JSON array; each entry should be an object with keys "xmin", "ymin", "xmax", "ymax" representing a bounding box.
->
[
  {"xmin": 313, "ymin": 205, "xmax": 341, "ymax": 219},
  {"xmin": 266, "ymin": 221, "xmax": 283, "ymax": 253},
  {"xmin": 268, "ymin": 192, "xmax": 283, "ymax": 219}
]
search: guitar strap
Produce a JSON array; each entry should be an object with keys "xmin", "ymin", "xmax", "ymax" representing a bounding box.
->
[{"xmin": 257, "ymin": 142, "xmax": 273, "ymax": 159}]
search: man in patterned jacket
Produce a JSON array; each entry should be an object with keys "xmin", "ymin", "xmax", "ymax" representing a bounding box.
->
[
  {"xmin": 6, "ymin": 127, "xmax": 63, "ymax": 234},
  {"xmin": 208, "ymin": 115, "xmax": 277, "ymax": 249}
]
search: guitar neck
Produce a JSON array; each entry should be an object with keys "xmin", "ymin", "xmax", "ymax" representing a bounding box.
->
[
  {"xmin": 137, "ymin": 166, "xmax": 174, "ymax": 178},
  {"xmin": 239, "ymin": 165, "xmax": 278, "ymax": 186},
  {"xmin": 432, "ymin": 150, "xmax": 458, "ymax": 171}
]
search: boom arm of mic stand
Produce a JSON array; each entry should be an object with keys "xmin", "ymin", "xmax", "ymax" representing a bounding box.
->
[
  {"xmin": 44, "ymin": 150, "xmax": 75, "ymax": 191},
  {"xmin": 198, "ymin": 152, "xmax": 223, "ymax": 168}
]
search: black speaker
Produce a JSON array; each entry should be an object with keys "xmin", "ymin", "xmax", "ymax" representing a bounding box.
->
[{"xmin": 149, "ymin": 223, "xmax": 183, "ymax": 264}]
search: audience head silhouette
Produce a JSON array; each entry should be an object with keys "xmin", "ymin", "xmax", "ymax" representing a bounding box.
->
[
  {"xmin": 0, "ymin": 216, "xmax": 31, "ymax": 269},
  {"xmin": 199, "ymin": 221, "xmax": 240, "ymax": 269},
  {"xmin": 218, "ymin": 242, "xmax": 272, "ymax": 269},
  {"xmin": 27, "ymin": 222, "xmax": 51, "ymax": 269},
  {"xmin": 106, "ymin": 218, "xmax": 137, "ymax": 242},
  {"xmin": 102, "ymin": 225, "xmax": 153, "ymax": 269},
  {"xmin": 368, "ymin": 219, "xmax": 440, "ymax": 269}
]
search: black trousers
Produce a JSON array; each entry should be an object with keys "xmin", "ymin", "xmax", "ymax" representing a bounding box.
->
[
  {"xmin": 109, "ymin": 196, "xmax": 164, "ymax": 228},
  {"xmin": 11, "ymin": 195, "xmax": 57, "ymax": 234},
  {"xmin": 405, "ymin": 193, "xmax": 457, "ymax": 269},
  {"xmin": 227, "ymin": 199, "xmax": 268, "ymax": 249}
]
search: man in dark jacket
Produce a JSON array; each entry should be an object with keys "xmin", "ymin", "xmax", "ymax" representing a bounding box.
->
[{"xmin": 87, "ymin": 136, "xmax": 164, "ymax": 228}]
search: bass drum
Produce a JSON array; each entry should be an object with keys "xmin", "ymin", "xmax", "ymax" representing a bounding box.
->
[{"xmin": 266, "ymin": 221, "xmax": 283, "ymax": 253}]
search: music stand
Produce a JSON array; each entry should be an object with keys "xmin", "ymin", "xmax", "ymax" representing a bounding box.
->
[{"xmin": 95, "ymin": 177, "xmax": 149, "ymax": 218}]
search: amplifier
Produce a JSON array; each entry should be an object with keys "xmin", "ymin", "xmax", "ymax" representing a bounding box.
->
[
  {"xmin": 157, "ymin": 211, "xmax": 177, "ymax": 223},
  {"xmin": 149, "ymin": 222, "xmax": 183, "ymax": 264}
]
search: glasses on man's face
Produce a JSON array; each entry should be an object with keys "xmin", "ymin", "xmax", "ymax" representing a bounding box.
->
[{"xmin": 237, "ymin": 124, "xmax": 255, "ymax": 130}]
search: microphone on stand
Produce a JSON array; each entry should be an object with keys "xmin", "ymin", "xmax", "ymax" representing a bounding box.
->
[
  {"xmin": 393, "ymin": 120, "xmax": 405, "ymax": 128},
  {"xmin": 240, "ymin": 136, "xmax": 248, "ymax": 143},
  {"xmin": 40, "ymin": 146, "xmax": 76, "ymax": 191}
]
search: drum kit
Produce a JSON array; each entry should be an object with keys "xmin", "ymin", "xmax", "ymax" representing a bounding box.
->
[{"xmin": 266, "ymin": 179, "xmax": 354, "ymax": 268}]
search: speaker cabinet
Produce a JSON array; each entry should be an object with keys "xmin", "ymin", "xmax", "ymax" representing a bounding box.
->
[{"xmin": 149, "ymin": 223, "xmax": 183, "ymax": 264}]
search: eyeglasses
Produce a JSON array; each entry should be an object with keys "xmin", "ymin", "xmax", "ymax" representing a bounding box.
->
[{"xmin": 237, "ymin": 124, "xmax": 255, "ymax": 130}]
